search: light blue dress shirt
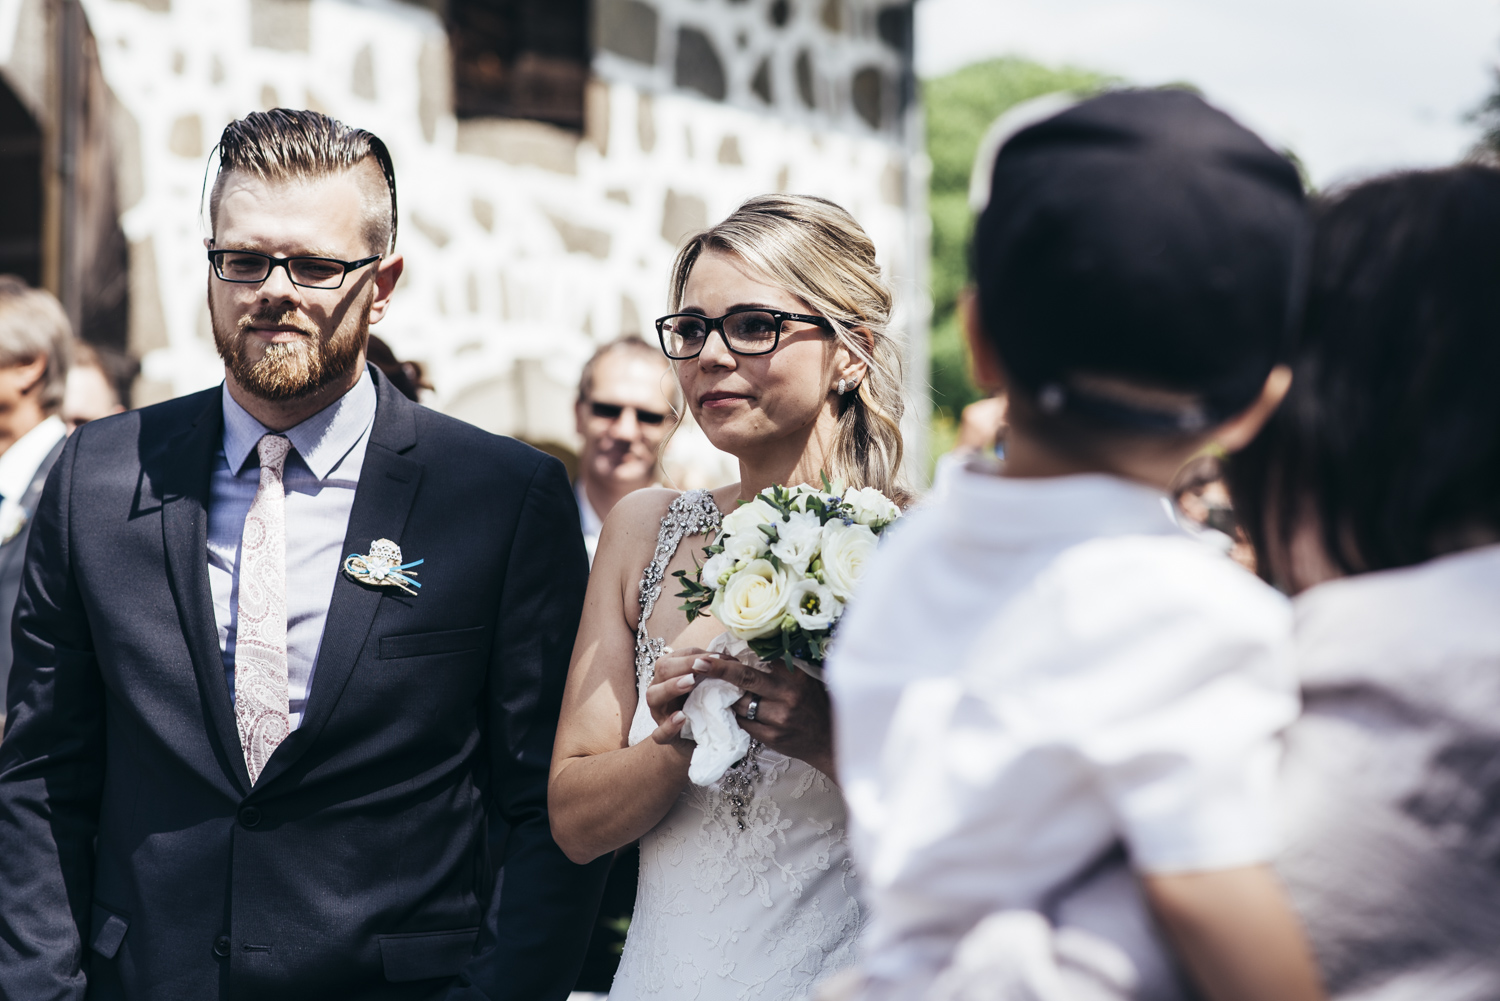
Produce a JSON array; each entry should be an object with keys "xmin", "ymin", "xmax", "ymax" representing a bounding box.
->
[{"xmin": 207, "ymin": 370, "xmax": 377, "ymax": 729}]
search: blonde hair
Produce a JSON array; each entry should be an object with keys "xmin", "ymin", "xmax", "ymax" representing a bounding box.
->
[{"xmin": 668, "ymin": 194, "xmax": 910, "ymax": 504}]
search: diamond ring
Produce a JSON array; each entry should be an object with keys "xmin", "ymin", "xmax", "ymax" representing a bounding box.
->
[{"xmin": 745, "ymin": 696, "xmax": 761, "ymax": 722}]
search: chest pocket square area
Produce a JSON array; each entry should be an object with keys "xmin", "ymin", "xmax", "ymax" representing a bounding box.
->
[
  {"xmin": 379, "ymin": 626, "xmax": 487, "ymax": 660},
  {"xmin": 345, "ymin": 539, "xmax": 424, "ymax": 596}
]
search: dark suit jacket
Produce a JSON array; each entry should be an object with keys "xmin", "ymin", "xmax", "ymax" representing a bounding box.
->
[
  {"xmin": 0, "ymin": 371, "xmax": 609, "ymax": 1000},
  {"xmin": 0, "ymin": 429, "xmax": 65, "ymax": 719}
]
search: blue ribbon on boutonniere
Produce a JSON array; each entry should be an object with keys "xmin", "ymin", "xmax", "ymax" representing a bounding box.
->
[{"xmin": 344, "ymin": 538, "xmax": 424, "ymax": 596}]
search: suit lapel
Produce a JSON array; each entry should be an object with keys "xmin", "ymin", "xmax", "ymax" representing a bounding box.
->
[
  {"xmin": 158, "ymin": 392, "xmax": 252, "ymax": 793},
  {"xmin": 254, "ymin": 374, "xmax": 423, "ymax": 789}
]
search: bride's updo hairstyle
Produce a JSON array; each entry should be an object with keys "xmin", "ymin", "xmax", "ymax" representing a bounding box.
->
[{"xmin": 668, "ymin": 194, "xmax": 910, "ymax": 504}]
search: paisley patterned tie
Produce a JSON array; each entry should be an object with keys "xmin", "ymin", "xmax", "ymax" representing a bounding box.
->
[{"xmin": 234, "ymin": 434, "xmax": 292, "ymax": 785}]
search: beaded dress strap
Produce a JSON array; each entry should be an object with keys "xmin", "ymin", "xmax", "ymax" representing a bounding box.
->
[{"xmin": 634, "ymin": 490, "xmax": 721, "ymax": 687}]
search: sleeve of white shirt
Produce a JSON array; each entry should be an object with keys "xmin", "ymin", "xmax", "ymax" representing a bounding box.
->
[{"xmin": 1008, "ymin": 536, "xmax": 1300, "ymax": 874}]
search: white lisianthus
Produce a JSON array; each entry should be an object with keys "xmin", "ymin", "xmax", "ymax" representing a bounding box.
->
[
  {"xmin": 719, "ymin": 497, "xmax": 779, "ymax": 539},
  {"xmin": 785, "ymin": 483, "xmax": 823, "ymax": 512},
  {"xmin": 819, "ymin": 521, "xmax": 878, "ymax": 600},
  {"xmin": 700, "ymin": 551, "xmax": 736, "ymax": 589},
  {"xmin": 769, "ymin": 510, "xmax": 824, "ymax": 572},
  {"xmin": 843, "ymin": 486, "xmax": 901, "ymax": 528},
  {"xmin": 787, "ymin": 577, "xmax": 843, "ymax": 631},
  {"xmin": 721, "ymin": 527, "xmax": 769, "ymax": 564},
  {"xmin": 710, "ymin": 559, "xmax": 793, "ymax": 639}
]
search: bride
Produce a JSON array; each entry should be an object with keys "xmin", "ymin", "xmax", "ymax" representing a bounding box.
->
[{"xmin": 549, "ymin": 194, "xmax": 909, "ymax": 1000}]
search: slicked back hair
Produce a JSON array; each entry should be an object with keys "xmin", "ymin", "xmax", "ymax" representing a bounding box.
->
[{"xmin": 209, "ymin": 109, "xmax": 398, "ymax": 255}]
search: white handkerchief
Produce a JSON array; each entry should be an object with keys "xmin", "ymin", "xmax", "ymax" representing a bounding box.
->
[{"xmin": 680, "ymin": 634, "xmax": 763, "ymax": 786}]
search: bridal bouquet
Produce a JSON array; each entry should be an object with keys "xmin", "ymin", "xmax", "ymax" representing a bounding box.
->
[
  {"xmin": 673, "ymin": 478, "xmax": 902, "ymax": 672},
  {"xmin": 670, "ymin": 478, "xmax": 901, "ymax": 785}
]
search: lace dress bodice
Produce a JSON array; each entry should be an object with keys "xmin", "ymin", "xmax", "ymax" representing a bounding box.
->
[{"xmin": 610, "ymin": 491, "xmax": 863, "ymax": 1001}]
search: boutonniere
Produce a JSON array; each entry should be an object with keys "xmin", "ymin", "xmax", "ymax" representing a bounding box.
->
[{"xmin": 344, "ymin": 538, "xmax": 423, "ymax": 596}]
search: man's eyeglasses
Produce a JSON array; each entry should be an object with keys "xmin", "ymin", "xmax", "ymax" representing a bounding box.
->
[
  {"xmin": 587, "ymin": 401, "xmax": 670, "ymax": 426},
  {"xmin": 655, "ymin": 308, "xmax": 833, "ymax": 360},
  {"xmin": 208, "ymin": 249, "xmax": 382, "ymax": 290}
]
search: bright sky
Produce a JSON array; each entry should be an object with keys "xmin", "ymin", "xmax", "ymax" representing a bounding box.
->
[{"xmin": 916, "ymin": 0, "xmax": 1500, "ymax": 188}]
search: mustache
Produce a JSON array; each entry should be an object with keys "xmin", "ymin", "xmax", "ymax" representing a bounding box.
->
[{"xmin": 235, "ymin": 307, "xmax": 319, "ymax": 339}]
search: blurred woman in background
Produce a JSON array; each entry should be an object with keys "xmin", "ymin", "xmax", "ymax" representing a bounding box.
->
[{"xmin": 1232, "ymin": 164, "xmax": 1500, "ymax": 999}]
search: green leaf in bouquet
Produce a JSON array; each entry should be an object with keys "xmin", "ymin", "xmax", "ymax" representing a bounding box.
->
[
  {"xmin": 758, "ymin": 522, "xmax": 780, "ymax": 543},
  {"xmin": 820, "ymin": 470, "xmax": 833, "ymax": 493}
]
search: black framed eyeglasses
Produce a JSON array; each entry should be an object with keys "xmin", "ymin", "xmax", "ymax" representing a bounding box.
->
[
  {"xmin": 655, "ymin": 308, "xmax": 833, "ymax": 360},
  {"xmin": 207, "ymin": 249, "xmax": 382, "ymax": 290},
  {"xmin": 588, "ymin": 401, "xmax": 670, "ymax": 425}
]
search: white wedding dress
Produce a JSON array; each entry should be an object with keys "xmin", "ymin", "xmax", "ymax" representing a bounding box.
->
[{"xmin": 609, "ymin": 491, "xmax": 864, "ymax": 1001}]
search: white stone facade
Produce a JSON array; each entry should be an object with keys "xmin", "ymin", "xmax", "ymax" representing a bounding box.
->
[{"xmin": 16, "ymin": 0, "xmax": 928, "ymax": 482}]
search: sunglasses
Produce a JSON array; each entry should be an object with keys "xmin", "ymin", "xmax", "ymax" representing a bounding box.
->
[{"xmin": 588, "ymin": 401, "xmax": 670, "ymax": 425}]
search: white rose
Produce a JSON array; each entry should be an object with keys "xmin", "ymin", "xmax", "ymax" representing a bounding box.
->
[
  {"xmin": 787, "ymin": 577, "xmax": 843, "ymax": 631},
  {"xmin": 819, "ymin": 521, "xmax": 878, "ymax": 600},
  {"xmin": 700, "ymin": 551, "xmax": 736, "ymax": 589},
  {"xmin": 710, "ymin": 559, "xmax": 793, "ymax": 639},
  {"xmin": 844, "ymin": 486, "xmax": 900, "ymax": 528},
  {"xmin": 769, "ymin": 510, "xmax": 824, "ymax": 572},
  {"xmin": 719, "ymin": 497, "xmax": 779, "ymax": 539}
]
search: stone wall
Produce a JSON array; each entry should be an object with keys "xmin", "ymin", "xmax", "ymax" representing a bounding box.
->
[{"xmin": 54, "ymin": 0, "xmax": 927, "ymax": 481}]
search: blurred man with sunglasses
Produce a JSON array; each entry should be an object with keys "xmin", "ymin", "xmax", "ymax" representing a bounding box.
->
[{"xmin": 574, "ymin": 337, "xmax": 679, "ymax": 563}]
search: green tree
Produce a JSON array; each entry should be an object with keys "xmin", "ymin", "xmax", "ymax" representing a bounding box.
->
[{"xmin": 924, "ymin": 58, "xmax": 1111, "ymax": 434}]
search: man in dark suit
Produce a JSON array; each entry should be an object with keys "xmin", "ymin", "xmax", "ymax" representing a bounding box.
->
[
  {"xmin": 0, "ymin": 277, "xmax": 71, "ymax": 723},
  {"xmin": 0, "ymin": 110, "xmax": 608, "ymax": 1000}
]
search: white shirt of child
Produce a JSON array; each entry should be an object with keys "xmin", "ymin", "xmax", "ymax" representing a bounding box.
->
[{"xmin": 824, "ymin": 467, "xmax": 1298, "ymax": 992}]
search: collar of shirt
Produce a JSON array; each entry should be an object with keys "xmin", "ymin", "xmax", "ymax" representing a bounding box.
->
[
  {"xmin": 221, "ymin": 368, "xmax": 377, "ymax": 477},
  {"xmin": 0, "ymin": 414, "xmax": 66, "ymax": 502},
  {"xmin": 945, "ymin": 464, "xmax": 1181, "ymax": 549},
  {"xmin": 576, "ymin": 480, "xmax": 604, "ymax": 538}
]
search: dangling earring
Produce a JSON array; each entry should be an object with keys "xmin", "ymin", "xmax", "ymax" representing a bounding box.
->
[{"xmin": 837, "ymin": 378, "xmax": 847, "ymax": 395}]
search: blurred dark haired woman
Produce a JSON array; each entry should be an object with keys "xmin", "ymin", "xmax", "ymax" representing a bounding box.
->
[{"xmin": 1231, "ymin": 164, "xmax": 1500, "ymax": 997}]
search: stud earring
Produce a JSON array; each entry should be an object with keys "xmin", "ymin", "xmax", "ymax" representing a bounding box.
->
[{"xmin": 837, "ymin": 378, "xmax": 847, "ymax": 395}]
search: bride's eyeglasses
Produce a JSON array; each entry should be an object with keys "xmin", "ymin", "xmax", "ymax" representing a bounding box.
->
[{"xmin": 656, "ymin": 308, "xmax": 833, "ymax": 360}]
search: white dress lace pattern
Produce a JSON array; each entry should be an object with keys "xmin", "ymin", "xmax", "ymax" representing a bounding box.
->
[{"xmin": 610, "ymin": 490, "xmax": 864, "ymax": 1001}]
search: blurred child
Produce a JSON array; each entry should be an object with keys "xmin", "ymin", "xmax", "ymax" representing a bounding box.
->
[{"xmin": 826, "ymin": 90, "xmax": 1323, "ymax": 1001}]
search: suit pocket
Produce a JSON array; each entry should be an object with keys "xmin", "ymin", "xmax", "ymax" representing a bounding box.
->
[
  {"xmin": 379, "ymin": 626, "xmax": 486, "ymax": 660},
  {"xmin": 90, "ymin": 902, "xmax": 130, "ymax": 959},
  {"xmin": 377, "ymin": 927, "xmax": 479, "ymax": 982}
]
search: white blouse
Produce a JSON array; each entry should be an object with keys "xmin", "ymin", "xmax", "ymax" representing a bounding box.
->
[
  {"xmin": 825, "ymin": 468, "xmax": 1299, "ymax": 995},
  {"xmin": 1277, "ymin": 543, "xmax": 1500, "ymax": 999}
]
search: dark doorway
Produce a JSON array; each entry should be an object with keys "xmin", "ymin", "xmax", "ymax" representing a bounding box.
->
[
  {"xmin": 448, "ymin": 0, "xmax": 591, "ymax": 129},
  {"xmin": 0, "ymin": 80, "xmax": 42, "ymax": 288}
]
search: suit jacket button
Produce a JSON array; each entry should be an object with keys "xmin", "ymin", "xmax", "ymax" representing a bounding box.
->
[
  {"xmin": 239, "ymin": 806, "xmax": 261, "ymax": 828},
  {"xmin": 213, "ymin": 935, "xmax": 231, "ymax": 958}
]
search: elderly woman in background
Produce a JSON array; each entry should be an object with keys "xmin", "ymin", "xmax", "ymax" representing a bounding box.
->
[{"xmin": 1230, "ymin": 164, "xmax": 1500, "ymax": 998}]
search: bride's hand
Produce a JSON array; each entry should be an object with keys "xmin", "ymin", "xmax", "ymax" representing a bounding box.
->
[
  {"xmin": 691, "ymin": 658, "xmax": 835, "ymax": 777},
  {"xmin": 643, "ymin": 648, "xmax": 744, "ymax": 746}
]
